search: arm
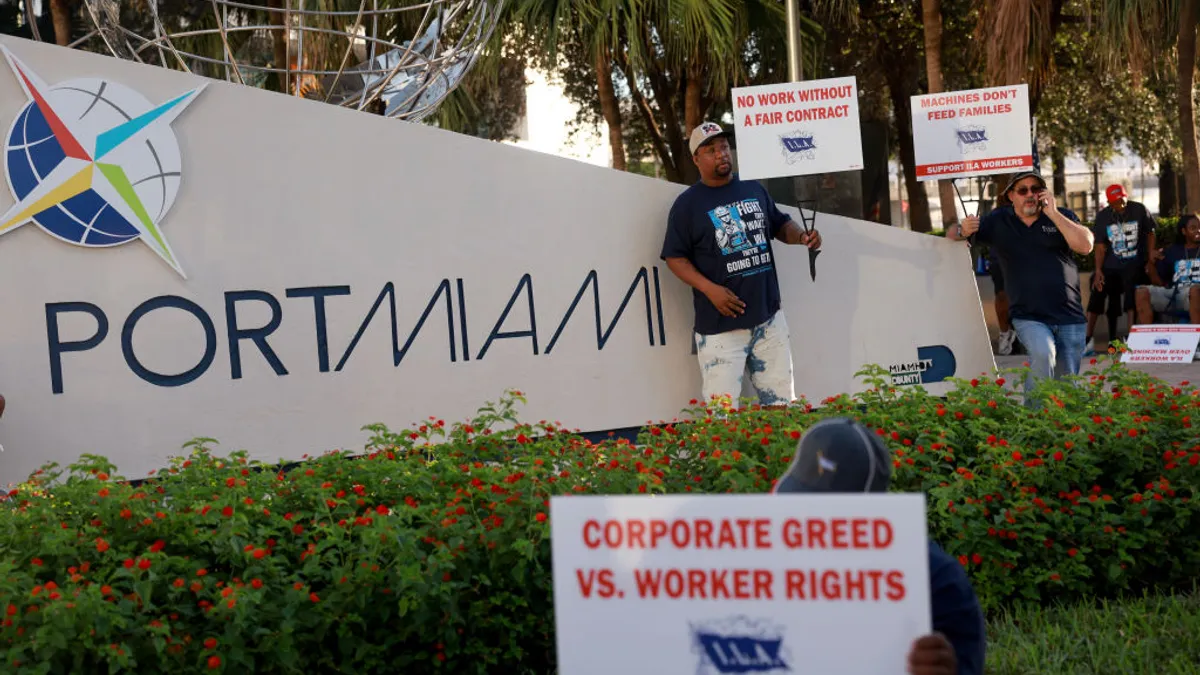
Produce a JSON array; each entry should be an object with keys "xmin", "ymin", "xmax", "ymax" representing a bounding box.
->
[
  {"xmin": 664, "ymin": 257, "xmax": 719, "ymax": 296},
  {"xmin": 1043, "ymin": 199, "xmax": 1093, "ymax": 254},
  {"xmin": 664, "ymin": 257, "xmax": 746, "ymax": 318},
  {"xmin": 775, "ymin": 219, "xmax": 822, "ymax": 248},
  {"xmin": 1092, "ymin": 242, "xmax": 1108, "ymax": 289}
]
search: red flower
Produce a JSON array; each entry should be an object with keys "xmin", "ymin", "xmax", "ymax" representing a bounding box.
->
[
  {"xmin": 309, "ymin": 593, "xmax": 320, "ymax": 603},
  {"xmin": 30, "ymin": 558, "xmax": 42, "ymax": 567},
  {"xmin": 123, "ymin": 559, "xmax": 135, "ymax": 569},
  {"xmin": 207, "ymin": 655, "xmax": 221, "ymax": 670},
  {"xmin": 149, "ymin": 540, "xmax": 165, "ymax": 553},
  {"xmin": 1053, "ymin": 451, "xmax": 1064, "ymax": 462},
  {"xmin": 1012, "ymin": 451, "xmax": 1022, "ymax": 461},
  {"xmin": 173, "ymin": 578, "xmax": 185, "ymax": 588},
  {"xmin": 225, "ymin": 477, "xmax": 236, "ymax": 488},
  {"xmin": 971, "ymin": 553, "xmax": 982, "ymax": 565},
  {"xmin": 535, "ymin": 512, "xmax": 548, "ymax": 523},
  {"xmin": 251, "ymin": 579, "xmax": 263, "ymax": 590},
  {"xmin": 253, "ymin": 549, "xmax": 267, "ymax": 560},
  {"xmin": 221, "ymin": 506, "xmax": 233, "ymax": 518},
  {"xmin": 204, "ymin": 638, "xmax": 218, "ymax": 650},
  {"xmin": 138, "ymin": 559, "xmax": 151, "ymax": 571},
  {"xmin": 1067, "ymin": 548, "xmax": 1078, "ymax": 557}
]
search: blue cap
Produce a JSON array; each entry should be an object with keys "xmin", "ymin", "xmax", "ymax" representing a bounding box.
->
[{"xmin": 772, "ymin": 417, "xmax": 892, "ymax": 494}]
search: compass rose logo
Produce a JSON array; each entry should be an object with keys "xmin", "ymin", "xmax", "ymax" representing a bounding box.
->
[{"xmin": 1, "ymin": 46, "xmax": 205, "ymax": 278}]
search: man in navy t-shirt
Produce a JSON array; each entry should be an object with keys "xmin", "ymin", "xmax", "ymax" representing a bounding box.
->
[
  {"xmin": 773, "ymin": 418, "xmax": 987, "ymax": 675},
  {"xmin": 660, "ymin": 121, "xmax": 822, "ymax": 408},
  {"xmin": 1136, "ymin": 214, "xmax": 1200, "ymax": 327},
  {"xmin": 950, "ymin": 171, "xmax": 1094, "ymax": 398},
  {"xmin": 1087, "ymin": 183, "xmax": 1156, "ymax": 351}
]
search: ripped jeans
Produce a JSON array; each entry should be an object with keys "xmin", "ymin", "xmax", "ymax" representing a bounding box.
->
[{"xmin": 694, "ymin": 310, "xmax": 796, "ymax": 407}]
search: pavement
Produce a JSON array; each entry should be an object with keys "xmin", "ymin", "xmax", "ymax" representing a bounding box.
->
[{"xmin": 974, "ymin": 271, "xmax": 1198, "ymax": 388}]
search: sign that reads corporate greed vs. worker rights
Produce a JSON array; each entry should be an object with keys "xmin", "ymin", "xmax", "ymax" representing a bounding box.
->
[
  {"xmin": 731, "ymin": 76, "xmax": 863, "ymax": 180},
  {"xmin": 550, "ymin": 494, "xmax": 931, "ymax": 675},
  {"xmin": 912, "ymin": 84, "xmax": 1033, "ymax": 180}
]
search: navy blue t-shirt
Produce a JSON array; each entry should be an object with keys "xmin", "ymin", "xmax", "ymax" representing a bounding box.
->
[
  {"xmin": 660, "ymin": 176, "xmax": 791, "ymax": 335},
  {"xmin": 928, "ymin": 541, "xmax": 986, "ymax": 675},
  {"xmin": 1156, "ymin": 244, "xmax": 1200, "ymax": 288},
  {"xmin": 976, "ymin": 205, "xmax": 1086, "ymax": 325},
  {"xmin": 1093, "ymin": 201, "xmax": 1154, "ymax": 272}
]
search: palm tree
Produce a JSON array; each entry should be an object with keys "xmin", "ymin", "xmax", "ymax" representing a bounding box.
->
[
  {"xmin": 1096, "ymin": 0, "xmax": 1200, "ymax": 212},
  {"xmin": 511, "ymin": 0, "xmax": 800, "ymax": 183},
  {"xmin": 921, "ymin": 0, "xmax": 959, "ymax": 227}
]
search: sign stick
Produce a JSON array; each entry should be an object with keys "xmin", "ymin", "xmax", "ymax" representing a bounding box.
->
[{"xmin": 793, "ymin": 192, "xmax": 821, "ymax": 281}]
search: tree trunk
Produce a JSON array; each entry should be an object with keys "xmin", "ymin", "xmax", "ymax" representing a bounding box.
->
[
  {"xmin": 595, "ymin": 47, "xmax": 626, "ymax": 171},
  {"xmin": 49, "ymin": 0, "xmax": 71, "ymax": 46},
  {"xmin": 267, "ymin": 0, "xmax": 290, "ymax": 94},
  {"xmin": 1179, "ymin": 0, "xmax": 1200, "ymax": 213},
  {"xmin": 1161, "ymin": 159, "xmax": 1179, "ymax": 217},
  {"xmin": 921, "ymin": 0, "xmax": 957, "ymax": 228},
  {"xmin": 1051, "ymin": 144, "xmax": 1066, "ymax": 200},
  {"xmin": 889, "ymin": 80, "xmax": 931, "ymax": 232}
]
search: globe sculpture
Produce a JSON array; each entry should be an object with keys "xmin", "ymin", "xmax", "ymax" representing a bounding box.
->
[{"xmin": 35, "ymin": 0, "xmax": 505, "ymax": 122}]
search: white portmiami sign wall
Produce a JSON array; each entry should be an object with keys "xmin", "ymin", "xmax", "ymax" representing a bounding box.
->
[
  {"xmin": 911, "ymin": 84, "xmax": 1033, "ymax": 180},
  {"xmin": 730, "ymin": 76, "xmax": 863, "ymax": 180},
  {"xmin": 0, "ymin": 36, "xmax": 994, "ymax": 482},
  {"xmin": 550, "ymin": 494, "xmax": 931, "ymax": 675}
]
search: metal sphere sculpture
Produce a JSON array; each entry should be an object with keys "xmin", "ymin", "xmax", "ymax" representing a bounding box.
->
[{"xmin": 45, "ymin": 0, "xmax": 505, "ymax": 121}]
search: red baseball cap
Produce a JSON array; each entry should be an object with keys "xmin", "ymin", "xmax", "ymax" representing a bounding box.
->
[{"xmin": 1105, "ymin": 184, "xmax": 1128, "ymax": 203}]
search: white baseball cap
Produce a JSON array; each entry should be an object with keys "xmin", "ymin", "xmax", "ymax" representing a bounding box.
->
[{"xmin": 689, "ymin": 121, "xmax": 733, "ymax": 155}]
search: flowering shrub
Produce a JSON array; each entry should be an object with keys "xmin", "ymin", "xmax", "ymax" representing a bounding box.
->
[{"xmin": 0, "ymin": 352, "xmax": 1197, "ymax": 673}]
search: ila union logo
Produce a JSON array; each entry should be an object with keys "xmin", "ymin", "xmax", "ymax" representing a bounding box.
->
[{"xmin": 1, "ymin": 46, "xmax": 204, "ymax": 277}]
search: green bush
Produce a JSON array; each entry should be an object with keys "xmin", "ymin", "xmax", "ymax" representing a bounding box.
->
[{"xmin": 0, "ymin": 354, "xmax": 1197, "ymax": 674}]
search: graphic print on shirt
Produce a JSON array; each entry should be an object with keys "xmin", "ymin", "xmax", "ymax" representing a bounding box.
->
[
  {"xmin": 1106, "ymin": 221, "xmax": 1139, "ymax": 259},
  {"xmin": 707, "ymin": 199, "xmax": 773, "ymax": 278},
  {"xmin": 1173, "ymin": 258, "xmax": 1200, "ymax": 286}
]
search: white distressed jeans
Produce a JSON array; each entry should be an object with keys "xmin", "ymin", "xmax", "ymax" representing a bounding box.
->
[{"xmin": 694, "ymin": 310, "xmax": 796, "ymax": 407}]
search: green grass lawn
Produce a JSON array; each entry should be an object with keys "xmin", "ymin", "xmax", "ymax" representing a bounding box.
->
[{"xmin": 987, "ymin": 589, "xmax": 1200, "ymax": 674}]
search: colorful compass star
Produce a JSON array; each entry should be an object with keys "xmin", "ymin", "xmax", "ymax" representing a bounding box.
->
[{"xmin": 0, "ymin": 46, "xmax": 204, "ymax": 278}]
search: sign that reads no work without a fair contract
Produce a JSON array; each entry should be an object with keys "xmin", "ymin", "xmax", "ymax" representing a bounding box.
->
[
  {"xmin": 550, "ymin": 494, "xmax": 930, "ymax": 675},
  {"xmin": 731, "ymin": 77, "xmax": 863, "ymax": 180},
  {"xmin": 912, "ymin": 84, "xmax": 1033, "ymax": 181}
]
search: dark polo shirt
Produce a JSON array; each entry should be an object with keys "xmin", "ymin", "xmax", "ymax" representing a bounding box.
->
[{"xmin": 976, "ymin": 205, "xmax": 1086, "ymax": 325}]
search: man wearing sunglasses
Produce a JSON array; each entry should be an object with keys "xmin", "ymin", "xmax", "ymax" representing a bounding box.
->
[{"xmin": 948, "ymin": 171, "xmax": 1094, "ymax": 400}]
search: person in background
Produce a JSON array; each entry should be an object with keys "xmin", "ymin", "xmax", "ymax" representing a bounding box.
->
[
  {"xmin": 1135, "ymin": 214, "xmax": 1200, "ymax": 331},
  {"xmin": 1086, "ymin": 184, "xmax": 1156, "ymax": 353},
  {"xmin": 660, "ymin": 121, "xmax": 822, "ymax": 408},
  {"xmin": 949, "ymin": 171, "xmax": 1093, "ymax": 399},
  {"xmin": 773, "ymin": 417, "xmax": 986, "ymax": 675},
  {"xmin": 989, "ymin": 250, "xmax": 1018, "ymax": 355}
]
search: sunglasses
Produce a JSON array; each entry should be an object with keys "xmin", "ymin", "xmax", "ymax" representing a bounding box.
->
[{"xmin": 1012, "ymin": 185, "xmax": 1045, "ymax": 196}]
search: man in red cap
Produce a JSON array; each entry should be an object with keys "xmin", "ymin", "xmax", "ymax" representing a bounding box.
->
[{"xmin": 1086, "ymin": 183, "xmax": 1156, "ymax": 352}]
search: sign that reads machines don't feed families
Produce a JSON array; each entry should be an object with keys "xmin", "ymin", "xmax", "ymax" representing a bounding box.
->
[{"xmin": 911, "ymin": 84, "xmax": 1033, "ymax": 181}]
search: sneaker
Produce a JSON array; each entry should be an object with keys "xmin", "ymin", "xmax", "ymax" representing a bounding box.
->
[
  {"xmin": 997, "ymin": 329, "xmax": 1016, "ymax": 356},
  {"xmin": 1083, "ymin": 337, "xmax": 1096, "ymax": 356}
]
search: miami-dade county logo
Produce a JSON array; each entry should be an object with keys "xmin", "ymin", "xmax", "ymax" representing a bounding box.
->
[
  {"xmin": 888, "ymin": 344, "xmax": 957, "ymax": 386},
  {"xmin": 779, "ymin": 129, "xmax": 816, "ymax": 164},
  {"xmin": 690, "ymin": 615, "xmax": 791, "ymax": 674},
  {"xmin": 956, "ymin": 126, "xmax": 988, "ymax": 154},
  {"xmin": 1, "ymin": 46, "xmax": 204, "ymax": 278}
]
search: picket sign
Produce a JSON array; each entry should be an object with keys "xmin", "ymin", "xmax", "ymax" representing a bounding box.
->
[{"xmin": 550, "ymin": 493, "xmax": 931, "ymax": 675}]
